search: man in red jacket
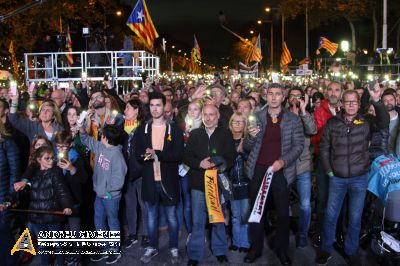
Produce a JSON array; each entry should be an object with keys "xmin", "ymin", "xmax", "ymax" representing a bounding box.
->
[{"xmin": 311, "ymin": 81, "xmax": 342, "ymax": 246}]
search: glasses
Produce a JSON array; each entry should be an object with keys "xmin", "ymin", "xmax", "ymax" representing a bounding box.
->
[
  {"xmin": 91, "ymin": 95, "xmax": 104, "ymax": 100},
  {"xmin": 164, "ymin": 94, "xmax": 173, "ymax": 97},
  {"xmin": 211, "ymin": 91, "xmax": 222, "ymax": 97},
  {"xmin": 56, "ymin": 144, "xmax": 69, "ymax": 149},
  {"xmin": 343, "ymin": 101, "xmax": 359, "ymax": 106},
  {"xmin": 289, "ymin": 94, "xmax": 302, "ymax": 99},
  {"xmin": 232, "ymin": 120, "xmax": 245, "ymax": 125},
  {"xmin": 43, "ymin": 156, "xmax": 54, "ymax": 162}
]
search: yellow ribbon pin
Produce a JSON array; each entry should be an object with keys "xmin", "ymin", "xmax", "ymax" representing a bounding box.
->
[{"xmin": 353, "ymin": 119, "xmax": 364, "ymax": 125}]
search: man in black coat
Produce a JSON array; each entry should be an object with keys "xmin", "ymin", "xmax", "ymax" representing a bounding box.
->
[
  {"xmin": 184, "ymin": 104, "xmax": 236, "ymax": 265},
  {"xmin": 135, "ymin": 92, "xmax": 184, "ymax": 264}
]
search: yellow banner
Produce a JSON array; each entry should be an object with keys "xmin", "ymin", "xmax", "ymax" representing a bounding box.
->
[{"xmin": 204, "ymin": 169, "xmax": 224, "ymax": 223}]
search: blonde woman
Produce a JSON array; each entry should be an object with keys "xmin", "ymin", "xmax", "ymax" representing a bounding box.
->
[
  {"xmin": 228, "ymin": 112, "xmax": 250, "ymax": 252},
  {"xmin": 9, "ymin": 93, "xmax": 63, "ymax": 144}
]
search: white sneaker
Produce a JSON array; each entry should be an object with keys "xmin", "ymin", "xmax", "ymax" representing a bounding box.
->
[
  {"xmin": 170, "ymin": 248, "xmax": 181, "ymax": 264},
  {"xmin": 140, "ymin": 247, "xmax": 158, "ymax": 264}
]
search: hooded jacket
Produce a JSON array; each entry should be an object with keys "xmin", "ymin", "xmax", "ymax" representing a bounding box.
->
[
  {"xmin": 80, "ymin": 133, "xmax": 127, "ymax": 198},
  {"xmin": 135, "ymin": 120, "xmax": 184, "ymax": 205}
]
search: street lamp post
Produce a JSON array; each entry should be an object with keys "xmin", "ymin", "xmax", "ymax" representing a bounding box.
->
[{"xmin": 258, "ymin": 19, "xmax": 273, "ymax": 69}]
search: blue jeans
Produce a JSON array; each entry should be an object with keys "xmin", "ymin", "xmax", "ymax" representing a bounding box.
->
[
  {"xmin": 177, "ymin": 174, "xmax": 192, "ymax": 233},
  {"xmin": 321, "ymin": 174, "xmax": 368, "ymax": 256},
  {"xmin": 94, "ymin": 196, "xmax": 121, "ymax": 251},
  {"xmin": 145, "ymin": 205, "xmax": 178, "ymax": 249},
  {"xmin": 296, "ymin": 171, "xmax": 311, "ymax": 240},
  {"xmin": 187, "ymin": 189, "xmax": 228, "ymax": 261},
  {"xmin": 31, "ymin": 222, "xmax": 64, "ymax": 265},
  {"xmin": 145, "ymin": 182, "xmax": 179, "ymax": 249},
  {"xmin": 230, "ymin": 198, "xmax": 250, "ymax": 248}
]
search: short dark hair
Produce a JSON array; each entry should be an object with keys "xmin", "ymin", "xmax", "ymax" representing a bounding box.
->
[
  {"xmin": 55, "ymin": 131, "xmax": 73, "ymax": 145},
  {"xmin": 268, "ymin": 83, "xmax": 284, "ymax": 90},
  {"xmin": 288, "ymin": 86, "xmax": 305, "ymax": 97},
  {"xmin": 90, "ymin": 88, "xmax": 106, "ymax": 99},
  {"xmin": 149, "ymin": 91, "xmax": 166, "ymax": 105},
  {"xmin": 126, "ymin": 99, "xmax": 144, "ymax": 122},
  {"xmin": 382, "ymin": 88, "xmax": 396, "ymax": 100},
  {"xmin": 312, "ymin": 92, "xmax": 324, "ymax": 102},
  {"xmin": 102, "ymin": 124, "xmax": 121, "ymax": 146}
]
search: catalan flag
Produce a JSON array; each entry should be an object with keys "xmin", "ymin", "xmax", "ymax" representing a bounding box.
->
[
  {"xmin": 280, "ymin": 41, "xmax": 292, "ymax": 73},
  {"xmin": 317, "ymin": 37, "xmax": 338, "ymax": 56},
  {"xmin": 65, "ymin": 25, "xmax": 73, "ymax": 67},
  {"xmin": 246, "ymin": 34, "xmax": 263, "ymax": 63},
  {"xmin": 126, "ymin": 0, "xmax": 159, "ymax": 51}
]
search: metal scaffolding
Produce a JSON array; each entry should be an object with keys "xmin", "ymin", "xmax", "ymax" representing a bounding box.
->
[{"xmin": 24, "ymin": 50, "xmax": 160, "ymax": 87}]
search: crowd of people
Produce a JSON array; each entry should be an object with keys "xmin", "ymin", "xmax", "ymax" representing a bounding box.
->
[{"xmin": 0, "ymin": 74, "xmax": 398, "ymax": 266}]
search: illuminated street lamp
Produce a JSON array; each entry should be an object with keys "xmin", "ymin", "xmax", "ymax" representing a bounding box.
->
[
  {"xmin": 116, "ymin": 10, "xmax": 122, "ymax": 16},
  {"xmin": 257, "ymin": 20, "xmax": 262, "ymax": 25},
  {"xmin": 171, "ymin": 45, "xmax": 175, "ymax": 49},
  {"xmin": 265, "ymin": 7, "xmax": 271, "ymax": 12},
  {"xmin": 250, "ymin": 30, "xmax": 254, "ymax": 34},
  {"xmin": 341, "ymin": 40, "xmax": 350, "ymax": 52}
]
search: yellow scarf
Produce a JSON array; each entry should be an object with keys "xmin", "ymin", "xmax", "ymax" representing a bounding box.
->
[{"xmin": 204, "ymin": 169, "xmax": 224, "ymax": 223}]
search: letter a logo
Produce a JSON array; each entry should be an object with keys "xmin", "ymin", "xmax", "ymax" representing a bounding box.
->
[{"xmin": 11, "ymin": 228, "xmax": 36, "ymax": 256}]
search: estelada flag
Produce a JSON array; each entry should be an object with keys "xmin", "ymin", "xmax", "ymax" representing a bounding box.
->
[
  {"xmin": 316, "ymin": 37, "xmax": 338, "ymax": 56},
  {"xmin": 126, "ymin": 0, "xmax": 159, "ymax": 51}
]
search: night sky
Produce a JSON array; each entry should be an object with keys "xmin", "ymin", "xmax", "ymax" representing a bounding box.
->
[{"xmin": 117, "ymin": 0, "xmax": 381, "ymax": 66}]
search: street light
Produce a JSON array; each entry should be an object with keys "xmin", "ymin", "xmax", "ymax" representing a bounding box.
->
[
  {"xmin": 265, "ymin": 7, "xmax": 271, "ymax": 12},
  {"xmin": 116, "ymin": 10, "xmax": 122, "ymax": 16},
  {"xmin": 250, "ymin": 30, "xmax": 254, "ymax": 34},
  {"xmin": 341, "ymin": 40, "xmax": 350, "ymax": 52},
  {"xmin": 171, "ymin": 45, "xmax": 175, "ymax": 49},
  {"xmin": 257, "ymin": 20, "xmax": 262, "ymax": 24}
]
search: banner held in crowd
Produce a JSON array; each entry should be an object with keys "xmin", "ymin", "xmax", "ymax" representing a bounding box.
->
[
  {"xmin": 248, "ymin": 167, "xmax": 274, "ymax": 223},
  {"xmin": 204, "ymin": 169, "xmax": 224, "ymax": 223}
]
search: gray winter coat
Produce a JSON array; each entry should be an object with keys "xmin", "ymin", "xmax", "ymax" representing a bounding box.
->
[
  {"xmin": 244, "ymin": 107, "xmax": 304, "ymax": 184},
  {"xmin": 296, "ymin": 111, "xmax": 317, "ymax": 175}
]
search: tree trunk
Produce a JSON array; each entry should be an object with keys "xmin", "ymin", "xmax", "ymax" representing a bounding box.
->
[
  {"xmin": 397, "ymin": 23, "xmax": 400, "ymax": 53},
  {"xmin": 373, "ymin": 8, "xmax": 378, "ymax": 51},
  {"xmin": 348, "ymin": 20, "xmax": 356, "ymax": 51}
]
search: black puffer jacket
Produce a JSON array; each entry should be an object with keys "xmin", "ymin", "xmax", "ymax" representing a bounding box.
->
[
  {"xmin": 320, "ymin": 101, "xmax": 389, "ymax": 178},
  {"xmin": 28, "ymin": 167, "xmax": 73, "ymax": 224}
]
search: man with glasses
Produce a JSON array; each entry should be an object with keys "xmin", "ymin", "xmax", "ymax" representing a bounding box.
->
[
  {"xmin": 287, "ymin": 87, "xmax": 317, "ymax": 248},
  {"xmin": 316, "ymin": 89, "xmax": 389, "ymax": 265}
]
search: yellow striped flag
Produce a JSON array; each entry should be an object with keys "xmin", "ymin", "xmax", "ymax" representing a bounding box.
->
[
  {"xmin": 8, "ymin": 41, "xmax": 18, "ymax": 76},
  {"xmin": 280, "ymin": 41, "xmax": 292, "ymax": 73},
  {"xmin": 317, "ymin": 37, "xmax": 338, "ymax": 56},
  {"xmin": 126, "ymin": 0, "xmax": 159, "ymax": 51},
  {"xmin": 66, "ymin": 25, "xmax": 73, "ymax": 67}
]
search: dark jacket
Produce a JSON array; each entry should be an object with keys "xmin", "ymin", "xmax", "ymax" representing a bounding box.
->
[
  {"xmin": 320, "ymin": 101, "xmax": 389, "ymax": 178},
  {"xmin": 230, "ymin": 138, "xmax": 250, "ymax": 200},
  {"xmin": 120, "ymin": 121, "xmax": 143, "ymax": 182},
  {"xmin": 244, "ymin": 108, "xmax": 304, "ymax": 184},
  {"xmin": 135, "ymin": 120, "xmax": 184, "ymax": 205},
  {"xmin": 28, "ymin": 167, "xmax": 73, "ymax": 224},
  {"xmin": 218, "ymin": 104, "xmax": 234, "ymax": 129},
  {"xmin": 0, "ymin": 137, "xmax": 20, "ymax": 203},
  {"xmin": 184, "ymin": 126, "xmax": 236, "ymax": 192}
]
